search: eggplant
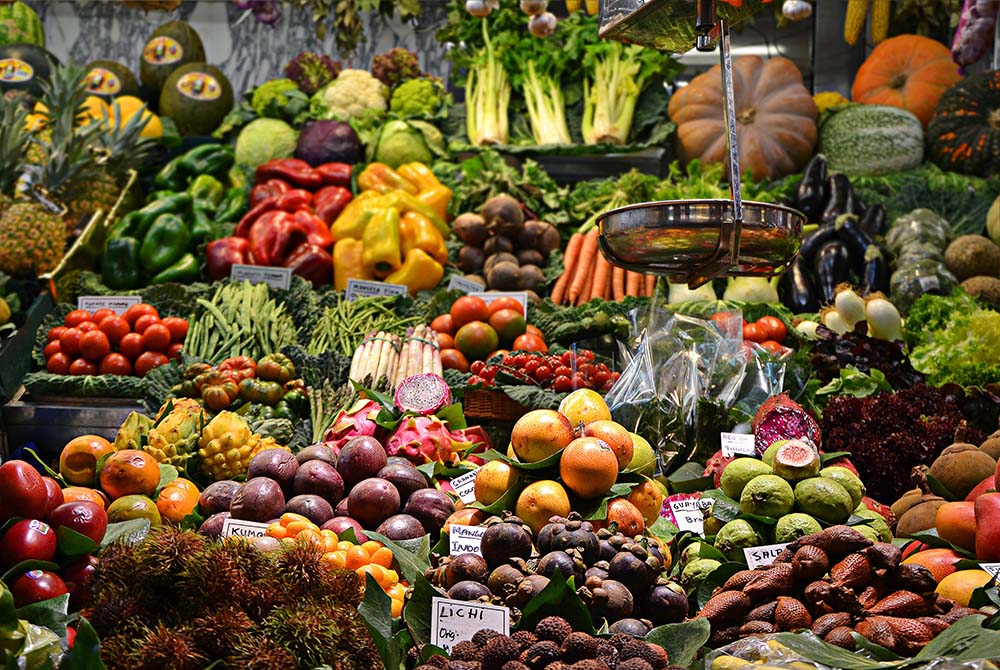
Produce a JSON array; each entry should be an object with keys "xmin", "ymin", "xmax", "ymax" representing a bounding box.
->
[
  {"xmin": 814, "ymin": 240, "xmax": 852, "ymax": 305},
  {"xmin": 798, "ymin": 225, "xmax": 840, "ymax": 266},
  {"xmin": 858, "ymin": 204, "xmax": 887, "ymax": 238},
  {"xmin": 795, "ymin": 154, "xmax": 828, "ymax": 221},
  {"xmin": 820, "ymin": 174, "xmax": 858, "ymax": 226},
  {"xmin": 834, "ymin": 214, "xmax": 875, "ymax": 278},
  {"xmin": 860, "ymin": 245, "xmax": 890, "ymax": 296},
  {"xmin": 780, "ymin": 255, "xmax": 820, "ymax": 313}
]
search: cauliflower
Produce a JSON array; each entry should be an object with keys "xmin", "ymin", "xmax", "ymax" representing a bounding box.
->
[
  {"xmin": 310, "ymin": 69, "xmax": 388, "ymax": 121},
  {"xmin": 284, "ymin": 51, "xmax": 342, "ymax": 96},
  {"xmin": 250, "ymin": 78, "xmax": 303, "ymax": 119},
  {"xmin": 389, "ymin": 78, "xmax": 446, "ymax": 118}
]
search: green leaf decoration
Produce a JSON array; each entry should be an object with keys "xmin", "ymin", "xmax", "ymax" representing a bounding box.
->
[
  {"xmin": 363, "ymin": 531, "xmax": 431, "ymax": 584},
  {"xmin": 15, "ymin": 593, "xmax": 69, "ymax": 639},
  {"xmin": 697, "ymin": 562, "xmax": 744, "ymax": 609},
  {"xmin": 62, "ymin": 618, "xmax": 107, "ymax": 670},
  {"xmin": 771, "ymin": 632, "xmax": 890, "ymax": 670},
  {"xmin": 913, "ymin": 615, "xmax": 1000, "ymax": 663},
  {"xmin": 56, "ymin": 526, "xmax": 99, "ymax": 558},
  {"xmin": 1, "ymin": 560, "xmax": 60, "ymax": 585},
  {"xmin": 98, "ymin": 519, "xmax": 150, "ymax": 552},
  {"xmin": 517, "ymin": 570, "xmax": 593, "ymax": 634},
  {"xmin": 154, "ymin": 464, "xmax": 179, "ymax": 495},
  {"xmin": 645, "ymin": 618, "xmax": 711, "ymax": 669},
  {"xmin": 850, "ymin": 632, "xmax": 904, "ymax": 661},
  {"xmin": 403, "ymin": 573, "xmax": 447, "ymax": 646},
  {"xmin": 667, "ymin": 463, "xmax": 714, "ymax": 494}
]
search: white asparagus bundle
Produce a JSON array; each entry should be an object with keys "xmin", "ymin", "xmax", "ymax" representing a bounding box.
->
[{"xmin": 351, "ymin": 331, "xmax": 400, "ymax": 388}]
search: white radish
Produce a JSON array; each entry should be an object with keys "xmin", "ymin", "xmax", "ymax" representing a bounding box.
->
[
  {"xmin": 822, "ymin": 308, "xmax": 850, "ymax": 335},
  {"xmin": 834, "ymin": 286, "xmax": 866, "ymax": 328},
  {"xmin": 865, "ymin": 296, "xmax": 904, "ymax": 342},
  {"xmin": 795, "ymin": 320, "xmax": 820, "ymax": 340}
]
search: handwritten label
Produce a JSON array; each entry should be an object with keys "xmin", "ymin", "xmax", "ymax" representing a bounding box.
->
[
  {"xmin": 449, "ymin": 468, "xmax": 480, "ymax": 505},
  {"xmin": 230, "ymin": 264, "xmax": 292, "ymax": 291},
  {"xmin": 981, "ymin": 563, "xmax": 1000, "ymax": 581},
  {"xmin": 78, "ymin": 295, "xmax": 142, "ymax": 314},
  {"xmin": 431, "ymin": 597, "xmax": 510, "ymax": 653},
  {"xmin": 221, "ymin": 518, "xmax": 269, "ymax": 539},
  {"xmin": 448, "ymin": 275, "xmax": 486, "ymax": 294},
  {"xmin": 469, "ymin": 292, "xmax": 528, "ymax": 316},
  {"xmin": 346, "ymin": 279, "xmax": 408, "ymax": 301},
  {"xmin": 720, "ymin": 432, "xmax": 757, "ymax": 458},
  {"xmin": 449, "ymin": 524, "xmax": 486, "ymax": 557},
  {"xmin": 665, "ymin": 499, "xmax": 710, "ymax": 535},
  {"xmin": 744, "ymin": 542, "xmax": 790, "ymax": 569}
]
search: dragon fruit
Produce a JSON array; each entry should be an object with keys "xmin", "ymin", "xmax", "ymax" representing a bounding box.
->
[
  {"xmin": 703, "ymin": 450, "xmax": 736, "ymax": 488},
  {"xmin": 384, "ymin": 415, "xmax": 487, "ymax": 466},
  {"xmin": 323, "ymin": 398, "xmax": 385, "ymax": 455},
  {"xmin": 751, "ymin": 392, "xmax": 822, "ymax": 456},
  {"xmin": 394, "ymin": 373, "xmax": 452, "ymax": 416},
  {"xmin": 861, "ymin": 495, "xmax": 896, "ymax": 525}
]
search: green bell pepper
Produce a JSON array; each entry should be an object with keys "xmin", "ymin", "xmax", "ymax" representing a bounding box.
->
[
  {"xmin": 108, "ymin": 210, "xmax": 141, "ymax": 240},
  {"xmin": 189, "ymin": 205, "xmax": 214, "ymax": 241},
  {"xmin": 189, "ymin": 174, "xmax": 225, "ymax": 212},
  {"xmin": 180, "ymin": 144, "xmax": 234, "ymax": 179},
  {"xmin": 273, "ymin": 399, "xmax": 296, "ymax": 420},
  {"xmin": 150, "ymin": 253, "xmax": 200, "ymax": 284},
  {"xmin": 227, "ymin": 165, "xmax": 248, "ymax": 190},
  {"xmin": 134, "ymin": 192, "xmax": 192, "ymax": 240},
  {"xmin": 140, "ymin": 213, "xmax": 189, "ymax": 274},
  {"xmin": 102, "ymin": 237, "xmax": 141, "ymax": 289},
  {"xmin": 216, "ymin": 187, "xmax": 247, "ymax": 224},
  {"xmin": 153, "ymin": 156, "xmax": 187, "ymax": 191},
  {"xmin": 281, "ymin": 389, "xmax": 309, "ymax": 416}
]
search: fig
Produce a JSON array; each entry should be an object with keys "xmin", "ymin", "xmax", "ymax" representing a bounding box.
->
[
  {"xmin": 293, "ymin": 460, "xmax": 345, "ymax": 506},
  {"xmin": 248, "ymin": 448, "xmax": 299, "ymax": 492},
  {"xmin": 404, "ymin": 488, "xmax": 455, "ymax": 534},
  {"xmin": 448, "ymin": 580, "xmax": 492, "ymax": 601},
  {"xmin": 321, "ymin": 516, "xmax": 368, "ymax": 543},
  {"xmin": 608, "ymin": 618, "xmax": 650, "ymax": 637},
  {"xmin": 481, "ymin": 519, "xmax": 533, "ymax": 569},
  {"xmin": 199, "ymin": 511, "xmax": 230, "ymax": 537},
  {"xmin": 284, "ymin": 494, "xmax": 335, "ymax": 525},
  {"xmin": 347, "ymin": 478, "xmax": 400, "ymax": 529},
  {"xmin": 337, "ymin": 436, "xmax": 388, "ymax": 488},
  {"xmin": 296, "ymin": 444, "xmax": 336, "ymax": 465},
  {"xmin": 198, "ymin": 480, "xmax": 242, "ymax": 516},
  {"xmin": 377, "ymin": 513, "xmax": 427, "ymax": 540},
  {"xmin": 378, "ymin": 463, "xmax": 428, "ymax": 504},
  {"xmin": 445, "ymin": 553, "xmax": 489, "ymax": 588},
  {"xmin": 230, "ymin": 478, "xmax": 285, "ymax": 523}
]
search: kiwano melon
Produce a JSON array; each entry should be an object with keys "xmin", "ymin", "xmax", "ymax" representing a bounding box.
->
[{"xmin": 0, "ymin": 2, "xmax": 44, "ymax": 48}]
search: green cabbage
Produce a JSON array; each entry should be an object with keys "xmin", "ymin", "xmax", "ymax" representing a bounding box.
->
[{"xmin": 235, "ymin": 118, "xmax": 298, "ymax": 168}]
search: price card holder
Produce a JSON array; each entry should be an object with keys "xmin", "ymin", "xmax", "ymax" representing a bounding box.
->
[
  {"xmin": 469, "ymin": 292, "xmax": 528, "ymax": 315},
  {"xmin": 448, "ymin": 275, "xmax": 486, "ymax": 294},
  {"xmin": 77, "ymin": 296, "xmax": 142, "ymax": 315},
  {"xmin": 981, "ymin": 563, "xmax": 1000, "ymax": 581},
  {"xmin": 230, "ymin": 264, "xmax": 292, "ymax": 290},
  {"xmin": 720, "ymin": 432, "xmax": 757, "ymax": 458},
  {"xmin": 744, "ymin": 543, "xmax": 790, "ymax": 569},
  {"xmin": 449, "ymin": 468, "xmax": 480, "ymax": 505},
  {"xmin": 345, "ymin": 279, "xmax": 408, "ymax": 301},
  {"xmin": 665, "ymin": 499, "xmax": 710, "ymax": 536},
  {"xmin": 449, "ymin": 525, "xmax": 486, "ymax": 557},
  {"xmin": 431, "ymin": 597, "xmax": 510, "ymax": 653},
  {"xmin": 221, "ymin": 518, "xmax": 269, "ymax": 539}
]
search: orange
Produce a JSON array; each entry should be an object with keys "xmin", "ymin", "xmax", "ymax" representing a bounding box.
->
[
  {"xmin": 325, "ymin": 550, "xmax": 348, "ymax": 569},
  {"xmin": 156, "ymin": 478, "xmax": 200, "ymax": 524},
  {"xmin": 59, "ymin": 435, "xmax": 114, "ymax": 486},
  {"xmin": 559, "ymin": 436, "xmax": 619, "ymax": 499},
  {"xmin": 601, "ymin": 497, "xmax": 645, "ymax": 536},
  {"xmin": 107, "ymin": 494, "xmax": 161, "ymax": 525},
  {"xmin": 267, "ymin": 523, "xmax": 288, "ymax": 539},
  {"xmin": 626, "ymin": 479, "xmax": 665, "ymax": 526},
  {"xmin": 935, "ymin": 569, "xmax": 993, "ymax": 607},
  {"xmin": 515, "ymin": 480, "xmax": 571, "ymax": 536},
  {"xmin": 474, "ymin": 460, "xmax": 519, "ymax": 505},
  {"xmin": 99, "ymin": 449, "xmax": 160, "ymax": 500},
  {"xmin": 935, "ymin": 501, "xmax": 977, "ymax": 553},
  {"xmin": 62, "ymin": 486, "xmax": 108, "ymax": 509},
  {"xmin": 583, "ymin": 420, "xmax": 634, "ymax": 470},
  {"xmin": 902, "ymin": 547, "xmax": 964, "ymax": 583}
]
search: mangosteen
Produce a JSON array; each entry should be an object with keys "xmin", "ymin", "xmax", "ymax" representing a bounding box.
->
[
  {"xmin": 586, "ymin": 579, "xmax": 633, "ymax": 624},
  {"xmin": 536, "ymin": 551, "xmax": 582, "ymax": 583},
  {"xmin": 643, "ymin": 582, "xmax": 690, "ymax": 625},
  {"xmin": 296, "ymin": 444, "xmax": 336, "ymax": 465},
  {"xmin": 445, "ymin": 554, "xmax": 489, "ymax": 589},
  {"xmin": 597, "ymin": 540, "xmax": 618, "ymax": 563},
  {"xmin": 509, "ymin": 574, "xmax": 550, "ymax": 609},
  {"xmin": 585, "ymin": 565, "xmax": 609, "ymax": 583},
  {"xmin": 448, "ymin": 580, "xmax": 492, "ymax": 601},
  {"xmin": 453, "ymin": 213, "xmax": 489, "ymax": 246},
  {"xmin": 481, "ymin": 520, "xmax": 533, "ymax": 570},
  {"xmin": 537, "ymin": 516, "xmax": 599, "ymax": 565},
  {"xmin": 608, "ymin": 549, "xmax": 656, "ymax": 594},
  {"xmin": 487, "ymin": 564, "xmax": 523, "ymax": 596},
  {"xmin": 607, "ymin": 618, "xmax": 651, "ymax": 638}
]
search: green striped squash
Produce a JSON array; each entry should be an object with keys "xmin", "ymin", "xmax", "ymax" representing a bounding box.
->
[
  {"xmin": 0, "ymin": 1, "xmax": 44, "ymax": 48},
  {"xmin": 818, "ymin": 104, "xmax": 924, "ymax": 177}
]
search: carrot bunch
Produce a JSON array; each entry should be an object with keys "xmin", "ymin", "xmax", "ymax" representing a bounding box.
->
[{"xmin": 551, "ymin": 229, "xmax": 658, "ymax": 305}]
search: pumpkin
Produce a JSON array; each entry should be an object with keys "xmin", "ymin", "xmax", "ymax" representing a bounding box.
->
[
  {"xmin": 851, "ymin": 35, "xmax": 961, "ymax": 129},
  {"xmin": 927, "ymin": 70, "xmax": 1000, "ymax": 178},
  {"xmin": 668, "ymin": 55, "xmax": 817, "ymax": 181}
]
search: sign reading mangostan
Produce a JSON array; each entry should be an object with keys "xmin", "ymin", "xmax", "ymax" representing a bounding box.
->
[
  {"xmin": 448, "ymin": 524, "xmax": 486, "ymax": 557},
  {"xmin": 431, "ymin": 597, "xmax": 509, "ymax": 653}
]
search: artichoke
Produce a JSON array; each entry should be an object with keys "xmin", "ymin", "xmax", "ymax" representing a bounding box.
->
[
  {"xmin": 249, "ymin": 417, "xmax": 295, "ymax": 445},
  {"xmin": 197, "ymin": 411, "xmax": 254, "ymax": 481}
]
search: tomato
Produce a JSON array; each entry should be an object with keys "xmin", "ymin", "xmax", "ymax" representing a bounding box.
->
[
  {"xmin": 123, "ymin": 304, "xmax": 158, "ymax": 327},
  {"xmin": 76, "ymin": 321, "xmax": 98, "ymax": 333},
  {"xmin": 590, "ymin": 370, "xmax": 610, "ymax": 388},
  {"xmin": 98, "ymin": 316, "xmax": 129, "ymax": 344},
  {"xmin": 63, "ymin": 310, "xmax": 92, "ymax": 328},
  {"xmin": 47, "ymin": 326, "xmax": 67, "ymax": 342},
  {"xmin": 756, "ymin": 316, "xmax": 787, "ymax": 344},
  {"xmin": 553, "ymin": 375, "xmax": 574, "ymax": 393},
  {"xmin": 134, "ymin": 351, "xmax": 169, "ymax": 377},
  {"xmin": 742, "ymin": 322, "xmax": 768, "ymax": 343},
  {"xmin": 167, "ymin": 343, "xmax": 184, "ymax": 360},
  {"xmin": 141, "ymin": 323, "xmax": 171, "ymax": 353},
  {"xmin": 470, "ymin": 360, "xmax": 486, "ymax": 376},
  {"xmin": 119, "ymin": 333, "xmax": 144, "ymax": 360},
  {"xmin": 534, "ymin": 365, "xmax": 553, "ymax": 382},
  {"xmin": 161, "ymin": 317, "xmax": 189, "ymax": 343},
  {"xmin": 90, "ymin": 309, "xmax": 115, "ymax": 324},
  {"xmin": 99, "ymin": 353, "xmax": 132, "ymax": 376},
  {"xmin": 68, "ymin": 358, "xmax": 97, "ymax": 376},
  {"xmin": 430, "ymin": 313, "xmax": 455, "ymax": 336},
  {"xmin": 559, "ymin": 351, "xmax": 576, "ymax": 368},
  {"xmin": 487, "ymin": 296, "xmax": 523, "ymax": 317},
  {"xmin": 759, "ymin": 340, "xmax": 787, "ymax": 355},
  {"xmin": 43, "ymin": 340, "xmax": 61, "ymax": 358},
  {"xmin": 59, "ymin": 328, "xmax": 83, "ymax": 357},
  {"xmin": 709, "ymin": 311, "xmax": 735, "ymax": 323},
  {"xmin": 525, "ymin": 324, "xmax": 544, "ymax": 339},
  {"xmin": 79, "ymin": 330, "xmax": 111, "ymax": 362},
  {"xmin": 46, "ymin": 353, "xmax": 70, "ymax": 375},
  {"xmin": 450, "ymin": 296, "xmax": 490, "ymax": 329},
  {"xmin": 437, "ymin": 333, "xmax": 455, "ymax": 350},
  {"xmin": 512, "ymin": 333, "xmax": 547, "ymax": 353},
  {"xmin": 132, "ymin": 314, "xmax": 160, "ymax": 335},
  {"xmin": 439, "ymin": 348, "xmax": 470, "ymax": 373}
]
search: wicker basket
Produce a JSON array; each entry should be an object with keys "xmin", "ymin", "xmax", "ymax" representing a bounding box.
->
[{"xmin": 463, "ymin": 389, "xmax": 528, "ymax": 421}]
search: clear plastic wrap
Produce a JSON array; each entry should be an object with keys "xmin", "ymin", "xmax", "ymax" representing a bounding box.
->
[{"xmin": 885, "ymin": 209, "xmax": 952, "ymax": 256}]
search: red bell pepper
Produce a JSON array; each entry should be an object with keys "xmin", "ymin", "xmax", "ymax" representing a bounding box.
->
[
  {"xmin": 315, "ymin": 163, "xmax": 353, "ymax": 188},
  {"xmin": 292, "ymin": 209, "xmax": 334, "ymax": 248},
  {"xmin": 206, "ymin": 237, "xmax": 254, "ymax": 281},
  {"xmin": 284, "ymin": 243, "xmax": 333, "ymax": 288},
  {"xmin": 276, "ymin": 189, "xmax": 313, "ymax": 212},
  {"xmin": 250, "ymin": 179, "xmax": 290, "ymax": 206},
  {"xmin": 248, "ymin": 211, "xmax": 310, "ymax": 266},
  {"xmin": 313, "ymin": 186, "xmax": 353, "ymax": 225},
  {"xmin": 235, "ymin": 196, "xmax": 278, "ymax": 238},
  {"xmin": 255, "ymin": 158, "xmax": 323, "ymax": 190}
]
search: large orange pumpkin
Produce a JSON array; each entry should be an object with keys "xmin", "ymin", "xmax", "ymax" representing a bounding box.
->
[
  {"xmin": 851, "ymin": 34, "xmax": 962, "ymax": 129},
  {"xmin": 668, "ymin": 55, "xmax": 817, "ymax": 181}
]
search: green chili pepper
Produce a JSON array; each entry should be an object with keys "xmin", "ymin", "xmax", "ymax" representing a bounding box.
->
[
  {"xmin": 140, "ymin": 213, "xmax": 189, "ymax": 273},
  {"xmin": 150, "ymin": 252, "xmax": 200, "ymax": 284},
  {"xmin": 102, "ymin": 237, "xmax": 141, "ymax": 289}
]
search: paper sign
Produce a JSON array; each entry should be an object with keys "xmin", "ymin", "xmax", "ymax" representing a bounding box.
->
[
  {"xmin": 449, "ymin": 524, "xmax": 486, "ymax": 557},
  {"xmin": 450, "ymin": 468, "xmax": 480, "ymax": 505},
  {"xmin": 666, "ymin": 499, "xmax": 710, "ymax": 536},
  {"xmin": 448, "ymin": 275, "xmax": 486, "ymax": 294},
  {"xmin": 981, "ymin": 563, "xmax": 1000, "ymax": 581},
  {"xmin": 230, "ymin": 264, "xmax": 292, "ymax": 290},
  {"xmin": 345, "ymin": 279, "xmax": 408, "ymax": 301},
  {"xmin": 744, "ymin": 543, "xmax": 790, "ymax": 569},
  {"xmin": 469, "ymin": 292, "xmax": 528, "ymax": 315},
  {"xmin": 78, "ymin": 295, "xmax": 141, "ymax": 315},
  {"xmin": 431, "ymin": 597, "xmax": 510, "ymax": 653},
  {"xmin": 720, "ymin": 432, "xmax": 757, "ymax": 458},
  {"xmin": 221, "ymin": 518, "xmax": 269, "ymax": 539}
]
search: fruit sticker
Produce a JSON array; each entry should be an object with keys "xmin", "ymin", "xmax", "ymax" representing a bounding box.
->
[
  {"xmin": 175, "ymin": 72, "xmax": 222, "ymax": 101},
  {"xmin": 86, "ymin": 67, "xmax": 122, "ymax": 95},
  {"xmin": 25, "ymin": 570, "xmax": 43, "ymax": 579},
  {"xmin": 142, "ymin": 36, "xmax": 183, "ymax": 65},
  {"xmin": 0, "ymin": 58, "xmax": 33, "ymax": 83},
  {"xmin": 27, "ymin": 519, "xmax": 49, "ymax": 534}
]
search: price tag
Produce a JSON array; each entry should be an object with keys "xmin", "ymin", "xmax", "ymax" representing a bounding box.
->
[
  {"xmin": 469, "ymin": 292, "xmax": 528, "ymax": 315},
  {"xmin": 665, "ymin": 499, "xmax": 710, "ymax": 535},
  {"xmin": 345, "ymin": 279, "xmax": 408, "ymax": 301},
  {"xmin": 981, "ymin": 563, "xmax": 1000, "ymax": 581},
  {"xmin": 431, "ymin": 597, "xmax": 510, "ymax": 653},
  {"xmin": 744, "ymin": 542, "xmax": 790, "ymax": 569},
  {"xmin": 78, "ymin": 296, "xmax": 142, "ymax": 315},
  {"xmin": 220, "ymin": 518, "xmax": 269, "ymax": 539},
  {"xmin": 917, "ymin": 275, "xmax": 941, "ymax": 292},
  {"xmin": 448, "ymin": 275, "xmax": 486, "ymax": 294},
  {"xmin": 720, "ymin": 432, "xmax": 757, "ymax": 458},
  {"xmin": 230, "ymin": 264, "xmax": 292, "ymax": 290},
  {"xmin": 449, "ymin": 524, "xmax": 486, "ymax": 557},
  {"xmin": 450, "ymin": 468, "xmax": 480, "ymax": 505}
]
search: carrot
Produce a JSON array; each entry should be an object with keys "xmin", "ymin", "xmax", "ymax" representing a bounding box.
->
[
  {"xmin": 577, "ymin": 260, "xmax": 595, "ymax": 305},
  {"xmin": 626, "ymin": 271, "xmax": 642, "ymax": 297},
  {"xmin": 591, "ymin": 253, "xmax": 612, "ymax": 301},
  {"xmin": 612, "ymin": 266, "xmax": 625, "ymax": 301},
  {"xmin": 551, "ymin": 232, "xmax": 584, "ymax": 305},
  {"xmin": 568, "ymin": 229, "xmax": 599, "ymax": 305},
  {"xmin": 645, "ymin": 274, "xmax": 658, "ymax": 297}
]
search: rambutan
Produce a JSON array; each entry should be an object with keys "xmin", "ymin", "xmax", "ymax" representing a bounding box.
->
[
  {"xmin": 263, "ymin": 603, "xmax": 343, "ymax": 667},
  {"xmin": 130, "ymin": 624, "xmax": 205, "ymax": 670},
  {"xmin": 232, "ymin": 636, "xmax": 301, "ymax": 670},
  {"xmin": 190, "ymin": 607, "xmax": 257, "ymax": 659},
  {"xmin": 270, "ymin": 540, "xmax": 363, "ymax": 605}
]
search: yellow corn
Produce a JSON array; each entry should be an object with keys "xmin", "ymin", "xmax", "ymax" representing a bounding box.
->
[
  {"xmin": 566, "ymin": 0, "xmax": 581, "ymax": 11},
  {"xmin": 844, "ymin": 0, "xmax": 870, "ymax": 45},
  {"xmin": 585, "ymin": 0, "xmax": 599, "ymax": 15},
  {"xmin": 870, "ymin": 0, "xmax": 890, "ymax": 44}
]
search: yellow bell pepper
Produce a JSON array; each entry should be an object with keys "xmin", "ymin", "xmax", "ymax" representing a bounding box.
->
[
  {"xmin": 331, "ymin": 190, "xmax": 380, "ymax": 241},
  {"xmin": 381, "ymin": 190, "xmax": 449, "ymax": 238},
  {"xmin": 416, "ymin": 185, "xmax": 452, "ymax": 221},
  {"xmin": 400, "ymin": 211, "xmax": 448, "ymax": 265},
  {"xmin": 358, "ymin": 163, "xmax": 418, "ymax": 195},
  {"xmin": 398, "ymin": 162, "xmax": 443, "ymax": 191},
  {"xmin": 333, "ymin": 237, "xmax": 370, "ymax": 290},
  {"xmin": 361, "ymin": 206, "xmax": 402, "ymax": 278},
  {"xmin": 386, "ymin": 248, "xmax": 444, "ymax": 296}
]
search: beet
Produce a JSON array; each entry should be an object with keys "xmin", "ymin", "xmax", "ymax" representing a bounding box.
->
[{"xmin": 294, "ymin": 120, "xmax": 362, "ymax": 166}]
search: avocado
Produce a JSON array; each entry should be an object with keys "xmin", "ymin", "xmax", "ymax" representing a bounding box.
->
[
  {"xmin": 159, "ymin": 62, "xmax": 233, "ymax": 136},
  {"xmin": 139, "ymin": 20, "xmax": 205, "ymax": 97},
  {"xmin": 84, "ymin": 59, "xmax": 139, "ymax": 101},
  {"xmin": 0, "ymin": 42, "xmax": 57, "ymax": 97}
]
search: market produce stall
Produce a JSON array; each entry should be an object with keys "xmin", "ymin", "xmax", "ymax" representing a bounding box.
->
[{"xmin": 1, "ymin": 0, "xmax": 1000, "ymax": 668}]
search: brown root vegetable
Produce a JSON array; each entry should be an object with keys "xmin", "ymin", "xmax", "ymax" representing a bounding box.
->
[
  {"xmin": 484, "ymin": 235, "xmax": 515, "ymax": 256},
  {"xmin": 459, "ymin": 245, "xmax": 486, "ymax": 273},
  {"xmin": 483, "ymin": 194, "xmax": 524, "ymax": 238},
  {"xmin": 484, "ymin": 252, "xmax": 518, "ymax": 275},
  {"xmin": 454, "ymin": 213, "xmax": 489, "ymax": 246}
]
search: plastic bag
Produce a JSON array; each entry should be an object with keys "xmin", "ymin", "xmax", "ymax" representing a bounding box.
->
[
  {"xmin": 890, "ymin": 259, "xmax": 959, "ymax": 314},
  {"xmin": 885, "ymin": 208, "xmax": 952, "ymax": 256}
]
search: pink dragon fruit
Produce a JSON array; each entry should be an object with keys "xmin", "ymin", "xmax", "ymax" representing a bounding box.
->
[
  {"xmin": 394, "ymin": 373, "xmax": 452, "ymax": 416},
  {"xmin": 384, "ymin": 416, "xmax": 489, "ymax": 466},
  {"xmin": 751, "ymin": 392, "xmax": 822, "ymax": 456},
  {"xmin": 323, "ymin": 398, "xmax": 385, "ymax": 455},
  {"xmin": 703, "ymin": 450, "xmax": 736, "ymax": 488}
]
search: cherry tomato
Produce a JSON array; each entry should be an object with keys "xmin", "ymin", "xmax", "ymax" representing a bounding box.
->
[
  {"xmin": 709, "ymin": 311, "xmax": 735, "ymax": 323},
  {"xmin": 468, "ymin": 375, "xmax": 485, "ymax": 386},
  {"xmin": 59, "ymin": 328, "xmax": 83, "ymax": 357},
  {"xmin": 760, "ymin": 340, "xmax": 787, "ymax": 355},
  {"xmin": 141, "ymin": 323, "xmax": 171, "ymax": 353},
  {"xmin": 79, "ymin": 330, "xmax": 111, "ymax": 362},
  {"xmin": 123, "ymin": 304, "xmax": 158, "ymax": 327},
  {"xmin": 167, "ymin": 343, "xmax": 184, "ymax": 360},
  {"xmin": 63, "ymin": 310, "xmax": 92, "ymax": 328},
  {"xmin": 572, "ymin": 372, "xmax": 588, "ymax": 390},
  {"xmin": 534, "ymin": 365, "xmax": 553, "ymax": 382},
  {"xmin": 553, "ymin": 375, "xmax": 574, "ymax": 393},
  {"xmin": 756, "ymin": 316, "xmax": 787, "ymax": 344},
  {"xmin": 161, "ymin": 317, "xmax": 189, "ymax": 343},
  {"xmin": 119, "ymin": 333, "xmax": 144, "ymax": 360},
  {"xmin": 742, "ymin": 322, "xmax": 768, "ymax": 343},
  {"xmin": 47, "ymin": 326, "xmax": 67, "ymax": 342},
  {"xmin": 523, "ymin": 358, "xmax": 540, "ymax": 375},
  {"xmin": 98, "ymin": 316, "xmax": 130, "ymax": 344},
  {"xmin": 99, "ymin": 353, "xmax": 133, "ymax": 376},
  {"xmin": 76, "ymin": 321, "xmax": 98, "ymax": 333},
  {"xmin": 69, "ymin": 358, "xmax": 97, "ymax": 376},
  {"xmin": 90, "ymin": 309, "xmax": 115, "ymax": 324},
  {"xmin": 132, "ymin": 314, "xmax": 160, "ymax": 335},
  {"xmin": 470, "ymin": 360, "xmax": 485, "ymax": 376},
  {"xmin": 577, "ymin": 349, "xmax": 595, "ymax": 363},
  {"xmin": 46, "ymin": 353, "xmax": 70, "ymax": 375},
  {"xmin": 43, "ymin": 341, "xmax": 61, "ymax": 358},
  {"xmin": 134, "ymin": 351, "xmax": 169, "ymax": 377},
  {"xmin": 513, "ymin": 333, "xmax": 547, "ymax": 353},
  {"xmin": 560, "ymin": 351, "xmax": 576, "ymax": 368},
  {"xmin": 555, "ymin": 365, "xmax": 573, "ymax": 379},
  {"xmin": 590, "ymin": 370, "xmax": 610, "ymax": 388}
]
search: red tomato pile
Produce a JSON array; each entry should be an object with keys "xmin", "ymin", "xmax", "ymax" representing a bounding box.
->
[
  {"xmin": 44, "ymin": 304, "xmax": 188, "ymax": 377},
  {"xmin": 431, "ymin": 295, "xmax": 548, "ymax": 373},
  {"xmin": 469, "ymin": 348, "xmax": 621, "ymax": 392},
  {"xmin": 709, "ymin": 312, "xmax": 791, "ymax": 355}
]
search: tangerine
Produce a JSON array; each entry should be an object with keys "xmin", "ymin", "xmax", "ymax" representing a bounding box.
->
[
  {"xmin": 559, "ymin": 437, "xmax": 619, "ymax": 499},
  {"xmin": 59, "ymin": 435, "xmax": 114, "ymax": 486},
  {"xmin": 156, "ymin": 478, "xmax": 200, "ymax": 524},
  {"xmin": 450, "ymin": 296, "xmax": 490, "ymax": 329},
  {"xmin": 99, "ymin": 449, "xmax": 160, "ymax": 500}
]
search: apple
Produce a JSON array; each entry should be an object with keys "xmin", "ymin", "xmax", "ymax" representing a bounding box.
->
[
  {"xmin": 48, "ymin": 501, "xmax": 108, "ymax": 545},
  {"xmin": 0, "ymin": 460, "xmax": 47, "ymax": 521},
  {"xmin": 0, "ymin": 519, "xmax": 58, "ymax": 568},
  {"xmin": 60, "ymin": 554, "xmax": 98, "ymax": 610},
  {"xmin": 41, "ymin": 477, "xmax": 63, "ymax": 519},
  {"xmin": 9, "ymin": 570, "xmax": 68, "ymax": 607}
]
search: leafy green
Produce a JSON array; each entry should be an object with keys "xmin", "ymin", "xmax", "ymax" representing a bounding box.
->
[
  {"xmin": 906, "ymin": 290, "xmax": 1000, "ymax": 386},
  {"xmin": 23, "ymin": 371, "xmax": 144, "ymax": 399},
  {"xmin": 817, "ymin": 366, "xmax": 893, "ymax": 398}
]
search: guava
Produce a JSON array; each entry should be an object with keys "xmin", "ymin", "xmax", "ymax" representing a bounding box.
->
[
  {"xmin": 720, "ymin": 458, "xmax": 773, "ymax": 500},
  {"xmin": 794, "ymin": 477, "xmax": 853, "ymax": 524},
  {"xmin": 680, "ymin": 557, "xmax": 722, "ymax": 591},
  {"xmin": 820, "ymin": 466, "xmax": 866, "ymax": 510},
  {"xmin": 773, "ymin": 512, "xmax": 822, "ymax": 543},
  {"xmin": 853, "ymin": 524, "xmax": 881, "ymax": 543},
  {"xmin": 713, "ymin": 519, "xmax": 763, "ymax": 561},
  {"xmin": 679, "ymin": 540, "xmax": 714, "ymax": 566},
  {"xmin": 772, "ymin": 439, "xmax": 821, "ymax": 482},
  {"xmin": 740, "ymin": 474, "xmax": 795, "ymax": 519},
  {"xmin": 853, "ymin": 508, "xmax": 892, "ymax": 542},
  {"xmin": 762, "ymin": 440, "xmax": 786, "ymax": 467}
]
